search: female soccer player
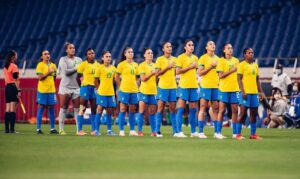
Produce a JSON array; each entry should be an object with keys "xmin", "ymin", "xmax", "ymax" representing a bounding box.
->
[
  {"xmin": 137, "ymin": 48, "xmax": 157, "ymax": 136},
  {"xmin": 237, "ymin": 48, "xmax": 265, "ymax": 140},
  {"xmin": 216, "ymin": 43, "xmax": 239, "ymax": 139},
  {"xmin": 94, "ymin": 51, "xmax": 117, "ymax": 136},
  {"xmin": 115, "ymin": 47, "xmax": 139, "ymax": 136},
  {"xmin": 3, "ymin": 50, "xmax": 20, "ymax": 133},
  {"xmin": 35, "ymin": 50, "xmax": 58, "ymax": 134},
  {"xmin": 176, "ymin": 40, "xmax": 199, "ymax": 138},
  {"xmin": 198, "ymin": 41, "xmax": 220, "ymax": 139},
  {"xmin": 57, "ymin": 42, "xmax": 82, "ymax": 135},
  {"xmin": 76, "ymin": 48, "xmax": 100, "ymax": 135},
  {"xmin": 155, "ymin": 42, "xmax": 177, "ymax": 137}
]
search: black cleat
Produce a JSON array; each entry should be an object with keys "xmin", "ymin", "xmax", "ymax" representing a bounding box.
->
[
  {"xmin": 50, "ymin": 129, "xmax": 59, "ymax": 134},
  {"xmin": 37, "ymin": 129, "xmax": 44, "ymax": 134}
]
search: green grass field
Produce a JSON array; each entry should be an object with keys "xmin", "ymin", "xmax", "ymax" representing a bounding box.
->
[{"xmin": 0, "ymin": 124, "xmax": 300, "ymax": 179}]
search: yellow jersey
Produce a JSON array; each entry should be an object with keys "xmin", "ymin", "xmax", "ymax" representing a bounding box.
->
[
  {"xmin": 155, "ymin": 55, "xmax": 177, "ymax": 89},
  {"xmin": 216, "ymin": 57, "xmax": 239, "ymax": 92},
  {"xmin": 176, "ymin": 53, "xmax": 198, "ymax": 88},
  {"xmin": 36, "ymin": 61, "xmax": 57, "ymax": 93},
  {"xmin": 237, "ymin": 61, "xmax": 259, "ymax": 94},
  {"xmin": 198, "ymin": 54, "xmax": 220, "ymax": 88},
  {"xmin": 94, "ymin": 64, "xmax": 116, "ymax": 96},
  {"xmin": 77, "ymin": 60, "xmax": 101, "ymax": 86},
  {"xmin": 116, "ymin": 60, "xmax": 138, "ymax": 93},
  {"xmin": 138, "ymin": 61, "xmax": 157, "ymax": 95}
]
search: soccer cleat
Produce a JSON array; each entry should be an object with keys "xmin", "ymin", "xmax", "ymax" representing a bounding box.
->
[
  {"xmin": 214, "ymin": 133, "xmax": 225, "ymax": 139},
  {"xmin": 50, "ymin": 129, "xmax": 59, "ymax": 134},
  {"xmin": 137, "ymin": 131, "xmax": 144, "ymax": 137},
  {"xmin": 219, "ymin": 134, "xmax": 227, "ymax": 139},
  {"xmin": 37, "ymin": 129, "xmax": 43, "ymax": 134},
  {"xmin": 107, "ymin": 131, "xmax": 117, "ymax": 136},
  {"xmin": 10, "ymin": 130, "xmax": 19, "ymax": 134},
  {"xmin": 129, "ymin": 130, "xmax": 138, "ymax": 136},
  {"xmin": 77, "ymin": 130, "xmax": 87, "ymax": 136},
  {"xmin": 59, "ymin": 130, "xmax": 67, "ymax": 135},
  {"xmin": 198, "ymin": 133, "xmax": 208, "ymax": 139},
  {"xmin": 175, "ymin": 132, "xmax": 187, "ymax": 138},
  {"xmin": 250, "ymin": 134, "xmax": 262, "ymax": 140},
  {"xmin": 90, "ymin": 131, "xmax": 98, "ymax": 136},
  {"xmin": 119, "ymin": 130, "xmax": 125, "ymax": 137},
  {"xmin": 236, "ymin": 134, "xmax": 245, "ymax": 140},
  {"xmin": 190, "ymin": 132, "xmax": 200, "ymax": 138},
  {"xmin": 151, "ymin": 132, "xmax": 157, "ymax": 137},
  {"xmin": 156, "ymin": 131, "xmax": 163, "ymax": 138},
  {"xmin": 232, "ymin": 134, "xmax": 237, "ymax": 139},
  {"xmin": 95, "ymin": 131, "xmax": 101, "ymax": 136}
]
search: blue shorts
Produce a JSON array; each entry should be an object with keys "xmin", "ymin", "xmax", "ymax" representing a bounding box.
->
[
  {"xmin": 218, "ymin": 91, "xmax": 239, "ymax": 104},
  {"xmin": 96, "ymin": 94, "xmax": 116, "ymax": 108},
  {"xmin": 157, "ymin": 88, "xmax": 177, "ymax": 102},
  {"xmin": 36, "ymin": 92, "xmax": 57, "ymax": 105},
  {"xmin": 239, "ymin": 93, "xmax": 259, "ymax": 108},
  {"xmin": 118, "ymin": 91, "xmax": 138, "ymax": 105},
  {"xmin": 138, "ymin": 93, "xmax": 157, "ymax": 105},
  {"xmin": 199, "ymin": 88, "xmax": 219, "ymax": 101},
  {"xmin": 80, "ymin": 85, "xmax": 96, "ymax": 100},
  {"xmin": 177, "ymin": 88, "xmax": 200, "ymax": 102}
]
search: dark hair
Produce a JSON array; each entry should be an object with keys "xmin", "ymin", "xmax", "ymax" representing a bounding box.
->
[
  {"xmin": 64, "ymin": 42, "xmax": 74, "ymax": 50},
  {"xmin": 162, "ymin": 41, "xmax": 171, "ymax": 49},
  {"xmin": 243, "ymin": 47, "xmax": 252, "ymax": 55},
  {"xmin": 276, "ymin": 64, "xmax": 283, "ymax": 70},
  {"xmin": 183, "ymin": 39, "xmax": 193, "ymax": 52},
  {"xmin": 40, "ymin": 50, "xmax": 49, "ymax": 62},
  {"xmin": 4, "ymin": 50, "xmax": 17, "ymax": 69},
  {"xmin": 271, "ymin": 87, "xmax": 283, "ymax": 107},
  {"xmin": 101, "ymin": 50, "xmax": 110, "ymax": 57},
  {"xmin": 143, "ymin": 48, "xmax": 152, "ymax": 55},
  {"xmin": 85, "ymin": 48, "xmax": 94, "ymax": 56},
  {"xmin": 120, "ymin": 47, "xmax": 133, "ymax": 61},
  {"xmin": 222, "ymin": 43, "xmax": 232, "ymax": 58}
]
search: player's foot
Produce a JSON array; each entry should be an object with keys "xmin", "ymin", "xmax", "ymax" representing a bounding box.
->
[
  {"xmin": 174, "ymin": 132, "xmax": 187, "ymax": 138},
  {"xmin": 214, "ymin": 133, "xmax": 225, "ymax": 139},
  {"xmin": 59, "ymin": 130, "xmax": 67, "ymax": 135},
  {"xmin": 151, "ymin": 132, "xmax": 157, "ymax": 137},
  {"xmin": 10, "ymin": 130, "xmax": 19, "ymax": 134},
  {"xmin": 156, "ymin": 131, "xmax": 163, "ymax": 138},
  {"xmin": 232, "ymin": 134, "xmax": 237, "ymax": 139},
  {"xmin": 37, "ymin": 129, "xmax": 43, "ymax": 134},
  {"xmin": 77, "ymin": 130, "xmax": 87, "ymax": 136},
  {"xmin": 250, "ymin": 134, "xmax": 262, "ymax": 140},
  {"xmin": 107, "ymin": 131, "xmax": 117, "ymax": 136},
  {"xmin": 236, "ymin": 134, "xmax": 245, "ymax": 140},
  {"xmin": 95, "ymin": 131, "xmax": 101, "ymax": 136},
  {"xmin": 90, "ymin": 131, "xmax": 98, "ymax": 136},
  {"xmin": 190, "ymin": 132, "xmax": 200, "ymax": 138},
  {"xmin": 50, "ymin": 129, "xmax": 59, "ymax": 134},
  {"xmin": 137, "ymin": 131, "xmax": 144, "ymax": 137},
  {"xmin": 219, "ymin": 133, "xmax": 227, "ymax": 139},
  {"xmin": 198, "ymin": 133, "xmax": 208, "ymax": 139},
  {"xmin": 119, "ymin": 130, "xmax": 125, "ymax": 137},
  {"xmin": 129, "ymin": 130, "xmax": 138, "ymax": 136}
]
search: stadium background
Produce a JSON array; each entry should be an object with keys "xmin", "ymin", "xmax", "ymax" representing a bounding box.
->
[{"xmin": 0, "ymin": 0, "xmax": 299, "ymax": 122}]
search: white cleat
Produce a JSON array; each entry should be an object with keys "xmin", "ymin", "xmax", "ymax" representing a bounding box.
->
[
  {"xmin": 214, "ymin": 133, "xmax": 225, "ymax": 139},
  {"xmin": 174, "ymin": 132, "xmax": 187, "ymax": 138},
  {"xmin": 190, "ymin": 132, "xmax": 200, "ymax": 138},
  {"xmin": 119, "ymin": 130, "xmax": 125, "ymax": 137},
  {"xmin": 232, "ymin": 134, "xmax": 237, "ymax": 139},
  {"xmin": 129, "ymin": 130, "xmax": 138, "ymax": 136},
  {"xmin": 156, "ymin": 132, "xmax": 163, "ymax": 138},
  {"xmin": 198, "ymin": 133, "xmax": 208, "ymax": 139}
]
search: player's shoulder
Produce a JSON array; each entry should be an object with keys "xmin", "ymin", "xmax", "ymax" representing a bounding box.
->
[{"xmin": 199, "ymin": 53, "xmax": 208, "ymax": 60}]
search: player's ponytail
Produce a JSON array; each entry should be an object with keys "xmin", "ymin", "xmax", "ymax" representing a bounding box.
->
[{"xmin": 4, "ymin": 50, "xmax": 17, "ymax": 69}]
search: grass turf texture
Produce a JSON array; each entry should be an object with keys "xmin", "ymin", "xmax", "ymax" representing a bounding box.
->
[{"xmin": 0, "ymin": 124, "xmax": 299, "ymax": 179}]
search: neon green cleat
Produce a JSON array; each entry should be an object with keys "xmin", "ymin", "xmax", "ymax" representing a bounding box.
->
[{"xmin": 59, "ymin": 130, "xmax": 67, "ymax": 135}]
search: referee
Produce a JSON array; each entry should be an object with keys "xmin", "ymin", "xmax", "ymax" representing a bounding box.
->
[{"xmin": 3, "ymin": 50, "xmax": 20, "ymax": 133}]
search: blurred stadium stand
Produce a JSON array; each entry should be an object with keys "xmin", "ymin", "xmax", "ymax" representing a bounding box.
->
[{"xmin": 0, "ymin": 0, "xmax": 299, "ymax": 68}]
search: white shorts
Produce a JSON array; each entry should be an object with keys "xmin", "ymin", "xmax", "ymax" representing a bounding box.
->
[{"xmin": 58, "ymin": 86, "xmax": 80, "ymax": 100}]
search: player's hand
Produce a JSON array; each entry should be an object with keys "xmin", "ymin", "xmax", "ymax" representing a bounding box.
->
[
  {"xmin": 151, "ymin": 69, "xmax": 157, "ymax": 75},
  {"xmin": 242, "ymin": 92, "xmax": 247, "ymax": 100},
  {"xmin": 74, "ymin": 64, "xmax": 79, "ymax": 70},
  {"xmin": 211, "ymin": 60, "xmax": 218, "ymax": 68},
  {"xmin": 48, "ymin": 67, "xmax": 54, "ymax": 73},
  {"xmin": 189, "ymin": 62, "xmax": 197, "ymax": 69},
  {"xmin": 230, "ymin": 66, "xmax": 237, "ymax": 72},
  {"xmin": 168, "ymin": 62, "xmax": 176, "ymax": 69},
  {"xmin": 17, "ymin": 91, "xmax": 21, "ymax": 97}
]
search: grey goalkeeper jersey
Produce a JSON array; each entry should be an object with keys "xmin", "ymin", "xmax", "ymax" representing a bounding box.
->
[{"xmin": 58, "ymin": 56, "xmax": 82, "ymax": 89}]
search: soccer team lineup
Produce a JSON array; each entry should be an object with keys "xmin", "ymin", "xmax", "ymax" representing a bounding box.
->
[{"xmin": 5, "ymin": 40, "xmax": 266, "ymax": 140}]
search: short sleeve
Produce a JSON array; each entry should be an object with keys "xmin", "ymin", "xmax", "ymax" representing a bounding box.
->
[
  {"xmin": 138, "ymin": 64, "xmax": 145, "ymax": 75},
  {"xmin": 155, "ymin": 58, "xmax": 161, "ymax": 69},
  {"xmin": 198, "ymin": 56, "xmax": 205, "ymax": 67},
  {"xmin": 116, "ymin": 62, "xmax": 123, "ymax": 74},
  {"xmin": 11, "ymin": 64, "xmax": 19, "ymax": 73},
  {"xmin": 36, "ymin": 63, "xmax": 43, "ymax": 74},
  {"xmin": 237, "ymin": 63, "xmax": 243, "ymax": 75},
  {"xmin": 216, "ymin": 59, "xmax": 224, "ymax": 72},
  {"xmin": 94, "ymin": 66, "xmax": 101, "ymax": 78},
  {"xmin": 176, "ymin": 56, "xmax": 183, "ymax": 68},
  {"xmin": 77, "ymin": 62, "xmax": 84, "ymax": 74},
  {"xmin": 256, "ymin": 64, "xmax": 259, "ymax": 76}
]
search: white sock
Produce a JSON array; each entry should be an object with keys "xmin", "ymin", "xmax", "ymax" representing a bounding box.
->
[
  {"xmin": 74, "ymin": 108, "xmax": 80, "ymax": 132},
  {"xmin": 58, "ymin": 108, "xmax": 67, "ymax": 131}
]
